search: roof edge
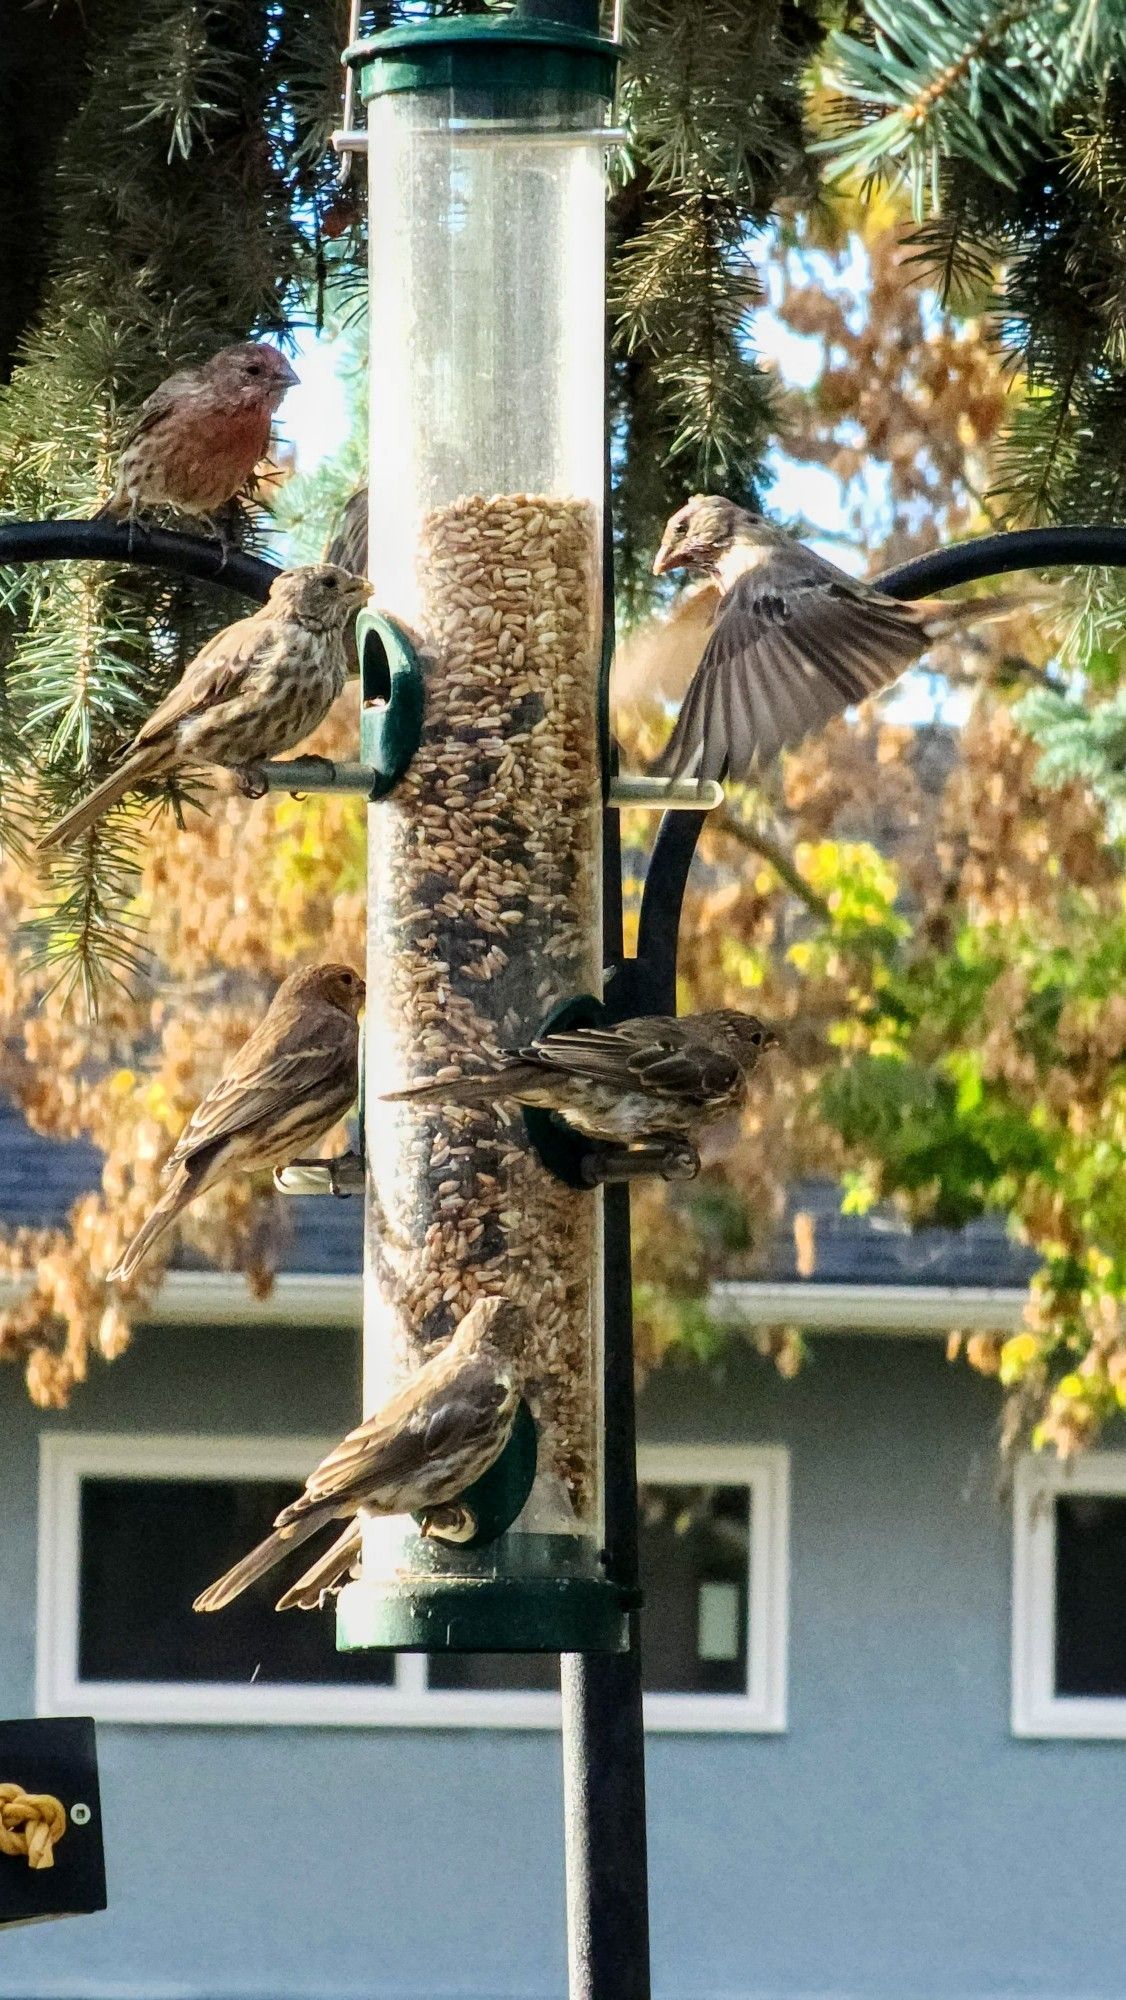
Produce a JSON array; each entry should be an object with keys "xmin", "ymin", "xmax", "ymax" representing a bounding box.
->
[
  {"xmin": 712, "ymin": 1280, "xmax": 1028, "ymax": 1335},
  {"xmin": 0, "ymin": 1271, "xmax": 1029, "ymax": 1334}
]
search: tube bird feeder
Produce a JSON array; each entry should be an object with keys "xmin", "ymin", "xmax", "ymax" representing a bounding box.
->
[{"xmin": 338, "ymin": 0, "xmax": 626, "ymax": 1653}]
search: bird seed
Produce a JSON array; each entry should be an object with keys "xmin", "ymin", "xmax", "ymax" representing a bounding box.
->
[{"xmin": 366, "ymin": 494, "xmax": 602, "ymax": 1525}]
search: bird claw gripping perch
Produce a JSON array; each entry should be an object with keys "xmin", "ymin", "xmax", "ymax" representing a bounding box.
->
[
  {"xmin": 272, "ymin": 1151, "xmax": 365, "ymax": 1197},
  {"xmin": 234, "ymin": 763, "xmax": 271, "ymax": 800},
  {"xmin": 578, "ymin": 1137, "xmax": 700, "ymax": 1187}
]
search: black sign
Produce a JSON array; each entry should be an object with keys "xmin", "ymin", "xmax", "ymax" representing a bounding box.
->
[{"xmin": 0, "ymin": 1717, "xmax": 106, "ymax": 1926}]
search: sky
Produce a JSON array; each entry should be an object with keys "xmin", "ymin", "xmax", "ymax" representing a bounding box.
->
[{"xmin": 274, "ymin": 329, "xmax": 353, "ymax": 474}]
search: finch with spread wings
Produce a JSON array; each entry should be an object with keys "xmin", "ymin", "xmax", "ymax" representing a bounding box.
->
[
  {"xmin": 97, "ymin": 342, "xmax": 298, "ymax": 522},
  {"xmin": 38, "ymin": 564, "xmax": 369, "ymax": 852},
  {"xmin": 649, "ymin": 496, "xmax": 1037, "ymax": 783},
  {"xmin": 383, "ymin": 1010, "xmax": 778, "ymax": 1145},
  {"xmin": 108, "ymin": 963, "xmax": 364, "ymax": 1286},
  {"xmin": 193, "ymin": 1296, "xmax": 528, "ymax": 1614}
]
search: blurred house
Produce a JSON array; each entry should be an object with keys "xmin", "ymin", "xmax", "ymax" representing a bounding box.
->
[{"xmin": 1, "ymin": 1096, "xmax": 1120, "ymax": 2000}]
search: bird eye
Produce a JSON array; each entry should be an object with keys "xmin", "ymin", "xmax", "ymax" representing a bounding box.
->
[
  {"xmin": 323, "ymin": 575, "xmax": 338, "ymax": 590},
  {"xmin": 751, "ymin": 1030, "xmax": 763, "ymax": 1045},
  {"xmin": 246, "ymin": 363, "xmax": 263, "ymax": 376}
]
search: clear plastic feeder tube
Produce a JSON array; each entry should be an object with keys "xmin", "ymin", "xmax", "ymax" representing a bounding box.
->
[{"xmin": 341, "ymin": 22, "xmax": 621, "ymax": 1648}]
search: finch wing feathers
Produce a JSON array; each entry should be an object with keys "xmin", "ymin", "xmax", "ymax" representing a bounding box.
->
[
  {"xmin": 119, "ymin": 369, "xmax": 203, "ymax": 448},
  {"xmin": 523, "ymin": 1020, "xmax": 680, "ymax": 1083},
  {"xmin": 165, "ymin": 1009, "xmax": 356, "ymax": 1174},
  {"xmin": 130, "ymin": 613, "xmax": 277, "ymax": 752},
  {"xmin": 525, "ymin": 1019, "xmax": 738, "ymax": 1100},
  {"xmin": 630, "ymin": 1044, "xmax": 742, "ymax": 1098},
  {"xmin": 654, "ymin": 543, "xmax": 931, "ymax": 781},
  {"xmin": 290, "ymin": 1359, "xmax": 511, "ymax": 1516},
  {"xmin": 323, "ymin": 487, "xmax": 369, "ymax": 576}
]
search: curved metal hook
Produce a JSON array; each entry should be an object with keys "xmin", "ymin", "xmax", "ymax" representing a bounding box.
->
[
  {"xmin": 0, "ymin": 519, "xmax": 279, "ymax": 604},
  {"xmin": 628, "ymin": 521, "xmax": 1126, "ymax": 1019}
]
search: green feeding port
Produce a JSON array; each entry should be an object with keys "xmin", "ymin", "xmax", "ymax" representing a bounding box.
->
[{"xmin": 358, "ymin": 609, "xmax": 424, "ymax": 797}]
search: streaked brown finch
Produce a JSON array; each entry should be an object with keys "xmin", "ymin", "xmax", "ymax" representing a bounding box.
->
[
  {"xmin": 38, "ymin": 564, "xmax": 369, "ymax": 852},
  {"xmin": 383, "ymin": 1009, "xmax": 779, "ymax": 1146},
  {"xmin": 194, "ymin": 1296, "xmax": 528, "ymax": 1613},
  {"xmin": 109, "ymin": 963, "xmax": 364, "ymax": 1285}
]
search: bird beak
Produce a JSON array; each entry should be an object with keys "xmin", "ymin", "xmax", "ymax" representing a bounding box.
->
[
  {"xmin": 345, "ymin": 576, "xmax": 370, "ymax": 605},
  {"xmin": 652, "ymin": 526, "xmax": 683, "ymax": 576},
  {"xmin": 279, "ymin": 358, "xmax": 300, "ymax": 388},
  {"xmin": 653, "ymin": 527, "xmax": 709, "ymax": 577}
]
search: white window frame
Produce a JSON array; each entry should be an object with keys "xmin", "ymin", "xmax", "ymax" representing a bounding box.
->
[
  {"xmin": 38, "ymin": 1433, "xmax": 788, "ymax": 1733},
  {"xmin": 1012, "ymin": 1449, "xmax": 1126, "ymax": 1738}
]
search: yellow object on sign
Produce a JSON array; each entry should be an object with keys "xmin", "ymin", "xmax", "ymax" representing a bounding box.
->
[{"xmin": 0, "ymin": 1785, "xmax": 67, "ymax": 1871}]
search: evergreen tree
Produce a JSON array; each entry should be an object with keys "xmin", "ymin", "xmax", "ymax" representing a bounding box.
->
[
  {"xmin": 0, "ymin": 0, "xmax": 347, "ymax": 998},
  {"xmin": 819, "ymin": 1, "xmax": 1126, "ymax": 817}
]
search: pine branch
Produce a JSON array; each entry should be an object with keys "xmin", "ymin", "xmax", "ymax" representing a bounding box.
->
[
  {"xmin": 1017, "ymin": 684, "xmax": 1126, "ymax": 840},
  {"xmin": 818, "ymin": 1, "xmax": 1050, "ymax": 208},
  {"xmin": 0, "ymin": 0, "xmax": 346, "ymax": 999}
]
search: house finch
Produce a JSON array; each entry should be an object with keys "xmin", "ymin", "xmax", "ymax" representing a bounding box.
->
[
  {"xmin": 38, "ymin": 564, "xmax": 369, "ymax": 851},
  {"xmin": 383, "ymin": 1009, "xmax": 778, "ymax": 1145},
  {"xmin": 108, "ymin": 963, "xmax": 364, "ymax": 1286},
  {"xmin": 96, "ymin": 342, "xmax": 298, "ymax": 521},
  {"xmin": 193, "ymin": 1296, "xmax": 528, "ymax": 1613},
  {"xmin": 649, "ymin": 496, "xmax": 1038, "ymax": 783}
]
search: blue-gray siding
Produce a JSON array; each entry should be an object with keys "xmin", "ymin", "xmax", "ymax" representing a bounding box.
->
[
  {"xmin": 0, "ymin": 1095, "xmax": 1038, "ymax": 1286},
  {"xmin": 0, "ymin": 1328, "xmax": 1113, "ymax": 2000}
]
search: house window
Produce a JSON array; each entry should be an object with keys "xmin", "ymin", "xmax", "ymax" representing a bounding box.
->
[
  {"xmin": 38, "ymin": 1436, "xmax": 788, "ymax": 1731},
  {"xmin": 1012, "ymin": 1450, "xmax": 1126, "ymax": 1737}
]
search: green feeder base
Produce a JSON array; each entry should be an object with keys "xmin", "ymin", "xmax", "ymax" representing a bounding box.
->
[{"xmin": 336, "ymin": 1531, "xmax": 629, "ymax": 1654}]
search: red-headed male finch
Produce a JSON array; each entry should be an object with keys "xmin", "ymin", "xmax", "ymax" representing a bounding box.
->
[
  {"xmin": 193, "ymin": 1296, "xmax": 528, "ymax": 1614},
  {"xmin": 96, "ymin": 341, "xmax": 298, "ymax": 522},
  {"xmin": 37, "ymin": 565, "xmax": 369, "ymax": 852},
  {"xmin": 384, "ymin": 1009, "xmax": 778, "ymax": 1146},
  {"xmin": 108, "ymin": 964, "xmax": 364, "ymax": 1287},
  {"xmin": 649, "ymin": 496, "xmax": 1040, "ymax": 784}
]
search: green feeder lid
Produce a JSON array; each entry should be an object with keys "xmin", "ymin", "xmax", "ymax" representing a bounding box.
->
[{"xmin": 346, "ymin": 6, "xmax": 620, "ymax": 102}]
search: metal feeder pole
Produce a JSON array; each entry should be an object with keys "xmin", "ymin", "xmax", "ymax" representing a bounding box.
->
[{"xmin": 561, "ymin": 802, "xmax": 652, "ymax": 2000}]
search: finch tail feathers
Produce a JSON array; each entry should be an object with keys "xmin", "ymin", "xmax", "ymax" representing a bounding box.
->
[
  {"xmin": 38, "ymin": 745, "xmax": 167, "ymax": 852},
  {"xmin": 194, "ymin": 1511, "xmax": 329, "ymax": 1614},
  {"xmin": 275, "ymin": 1525, "xmax": 362, "ymax": 1612},
  {"xmin": 382, "ymin": 1071, "xmax": 515, "ymax": 1108},
  {"xmin": 107, "ymin": 1170, "xmax": 192, "ymax": 1287}
]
